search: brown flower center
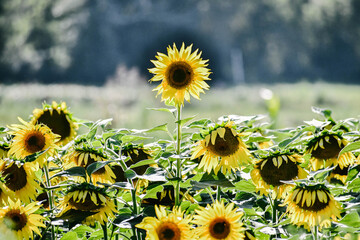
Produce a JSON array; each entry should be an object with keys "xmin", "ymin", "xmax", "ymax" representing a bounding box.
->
[
  {"xmin": 259, "ymin": 156, "xmax": 299, "ymax": 186},
  {"xmin": 75, "ymin": 153, "xmax": 105, "ymax": 175},
  {"xmin": 332, "ymin": 165, "xmax": 349, "ymax": 176},
  {"xmin": 3, "ymin": 164, "xmax": 28, "ymax": 191},
  {"xmin": 294, "ymin": 189, "xmax": 330, "ymax": 211},
  {"xmin": 311, "ymin": 136, "xmax": 342, "ymax": 159},
  {"xmin": 157, "ymin": 222, "xmax": 181, "ymax": 240},
  {"xmin": 207, "ymin": 128, "xmax": 239, "ymax": 157},
  {"xmin": 209, "ymin": 217, "xmax": 231, "ymax": 239},
  {"xmin": 25, "ymin": 131, "xmax": 46, "ymax": 153},
  {"xmin": 36, "ymin": 110, "xmax": 71, "ymax": 141},
  {"xmin": 4, "ymin": 209, "xmax": 27, "ymax": 231},
  {"xmin": 166, "ymin": 61, "xmax": 193, "ymax": 89},
  {"xmin": 69, "ymin": 191, "xmax": 104, "ymax": 211}
]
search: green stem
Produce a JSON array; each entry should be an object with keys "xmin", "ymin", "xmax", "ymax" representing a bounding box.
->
[
  {"xmin": 175, "ymin": 105, "xmax": 182, "ymax": 206},
  {"xmin": 216, "ymin": 186, "xmax": 221, "ymax": 202},
  {"xmin": 102, "ymin": 222, "xmax": 108, "ymax": 240},
  {"xmin": 43, "ymin": 164, "xmax": 55, "ymax": 240},
  {"xmin": 268, "ymin": 195, "xmax": 279, "ymax": 239},
  {"xmin": 130, "ymin": 180, "xmax": 138, "ymax": 215},
  {"xmin": 313, "ymin": 226, "xmax": 318, "ymax": 240}
]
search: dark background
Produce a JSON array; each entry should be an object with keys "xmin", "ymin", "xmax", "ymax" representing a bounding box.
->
[{"xmin": 1, "ymin": 0, "xmax": 359, "ymax": 86}]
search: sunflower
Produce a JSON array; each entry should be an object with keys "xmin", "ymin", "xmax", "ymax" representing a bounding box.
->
[
  {"xmin": 305, "ymin": 132, "xmax": 355, "ymax": 171},
  {"xmin": 251, "ymin": 152, "xmax": 308, "ymax": 199},
  {"xmin": 191, "ymin": 122, "xmax": 251, "ymax": 174},
  {"xmin": 63, "ymin": 146, "xmax": 115, "ymax": 184},
  {"xmin": 327, "ymin": 165, "xmax": 349, "ymax": 185},
  {"xmin": 136, "ymin": 205, "xmax": 193, "ymax": 240},
  {"xmin": 31, "ymin": 101, "xmax": 78, "ymax": 146},
  {"xmin": 57, "ymin": 183, "xmax": 117, "ymax": 226},
  {"xmin": 282, "ymin": 183, "xmax": 342, "ymax": 230},
  {"xmin": 122, "ymin": 144, "xmax": 153, "ymax": 175},
  {"xmin": 0, "ymin": 199, "xmax": 46, "ymax": 240},
  {"xmin": 141, "ymin": 185, "xmax": 195, "ymax": 207},
  {"xmin": 8, "ymin": 118, "xmax": 59, "ymax": 167},
  {"xmin": 192, "ymin": 200, "xmax": 245, "ymax": 240},
  {"xmin": 0, "ymin": 160, "xmax": 40, "ymax": 203},
  {"xmin": 149, "ymin": 43, "xmax": 211, "ymax": 106}
]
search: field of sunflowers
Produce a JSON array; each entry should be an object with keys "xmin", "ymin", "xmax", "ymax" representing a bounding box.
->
[{"xmin": 1, "ymin": 43, "xmax": 360, "ymax": 240}]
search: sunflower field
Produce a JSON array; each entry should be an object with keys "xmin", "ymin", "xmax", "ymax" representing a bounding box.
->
[{"xmin": 1, "ymin": 44, "xmax": 360, "ymax": 240}]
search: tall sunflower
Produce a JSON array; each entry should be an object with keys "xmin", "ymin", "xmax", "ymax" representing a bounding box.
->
[
  {"xmin": 282, "ymin": 183, "xmax": 342, "ymax": 230},
  {"xmin": 0, "ymin": 199, "xmax": 46, "ymax": 240},
  {"xmin": 31, "ymin": 101, "xmax": 78, "ymax": 146},
  {"xmin": 149, "ymin": 43, "xmax": 211, "ymax": 106},
  {"xmin": 191, "ymin": 122, "xmax": 251, "ymax": 174},
  {"xmin": 57, "ymin": 183, "xmax": 117, "ymax": 226},
  {"xmin": 192, "ymin": 200, "xmax": 245, "ymax": 240},
  {"xmin": 136, "ymin": 205, "xmax": 193, "ymax": 240},
  {"xmin": 8, "ymin": 118, "xmax": 59, "ymax": 167},
  {"xmin": 63, "ymin": 145, "xmax": 115, "ymax": 184},
  {"xmin": 251, "ymin": 152, "xmax": 308, "ymax": 199},
  {"xmin": 0, "ymin": 160, "xmax": 40, "ymax": 203},
  {"xmin": 305, "ymin": 132, "xmax": 355, "ymax": 171}
]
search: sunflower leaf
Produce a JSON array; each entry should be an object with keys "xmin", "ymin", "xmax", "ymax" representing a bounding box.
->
[
  {"xmin": 339, "ymin": 211, "xmax": 360, "ymax": 228},
  {"xmin": 144, "ymin": 124, "xmax": 169, "ymax": 133},
  {"xmin": 175, "ymin": 115, "xmax": 197, "ymax": 126},
  {"xmin": 186, "ymin": 118, "xmax": 212, "ymax": 128},
  {"xmin": 51, "ymin": 166, "xmax": 86, "ymax": 179},
  {"xmin": 129, "ymin": 159, "xmax": 156, "ymax": 169},
  {"xmin": 339, "ymin": 141, "xmax": 360, "ymax": 156},
  {"xmin": 234, "ymin": 180, "xmax": 256, "ymax": 193},
  {"xmin": 86, "ymin": 161, "xmax": 112, "ymax": 176},
  {"xmin": 190, "ymin": 172, "xmax": 235, "ymax": 189},
  {"xmin": 121, "ymin": 135, "xmax": 152, "ymax": 143},
  {"xmin": 23, "ymin": 149, "xmax": 47, "ymax": 163},
  {"xmin": 124, "ymin": 169, "xmax": 137, "ymax": 179},
  {"xmin": 147, "ymin": 107, "xmax": 177, "ymax": 114}
]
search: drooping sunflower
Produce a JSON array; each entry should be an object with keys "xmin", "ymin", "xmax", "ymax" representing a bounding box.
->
[
  {"xmin": 0, "ymin": 199, "xmax": 46, "ymax": 240},
  {"xmin": 191, "ymin": 122, "xmax": 251, "ymax": 174},
  {"xmin": 192, "ymin": 200, "xmax": 245, "ymax": 240},
  {"xmin": 57, "ymin": 183, "xmax": 117, "ymax": 226},
  {"xmin": 149, "ymin": 43, "xmax": 211, "ymax": 106},
  {"xmin": 282, "ymin": 183, "xmax": 342, "ymax": 230},
  {"xmin": 31, "ymin": 101, "xmax": 78, "ymax": 146},
  {"xmin": 122, "ymin": 144, "xmax": 153, "ymax": 175},
  {"xmin": 251, "ymin": 152, "xmax": 308, "ymax": 199},
  {"xmin": 0, "ymin": 160, "xmax": 40, "ymax": 203},
  {"xmin": 136, "ymin": 205, "xmax": 193, "ymax": 240},
  {"xmin": 62, "ymin": 145, "xmax": 115, "ymax": 184},
  {"xmin": 7, "ymin": 118, "xmax": 59, "ymax": 167},
  {"xmin": 305, "ymin": 132, "xmax": 355, "ymax": 171},
  {"xmin": 326, "ymin": 165, "xmax": 349, "ymax": 185}
]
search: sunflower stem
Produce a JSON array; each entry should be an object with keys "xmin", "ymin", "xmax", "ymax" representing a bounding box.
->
[
  {"xmin": 43, "ymin": 163, "xmax": 56, "ymax": 240},
  {"xmin": 102, "ymin": 222, "xmax": 108, "ymax": 240},
  {"xmin": 313, "ymin": 226, "xmax": 318, "ymax": 240},
  {"xmin": 175, "ymin": 105, "xmax": 182, "ymax": 206},
  {"xmin": 216, "ymin": 186, "xmax": 221, "ymax": 201}
]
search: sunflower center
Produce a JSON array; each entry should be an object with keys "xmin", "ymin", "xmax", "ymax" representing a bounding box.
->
[
  {"xmin": 259, "ymin": 156, "xmax": 299, "ymax": 186},
  {"xmin": 157, "ymin": 222, "xmax": 181, "ymax": 240},
  {"xmin": 207, "ymin": 128, "xmax": 239, "ymax": 157},
  {"xmin": 209, "ymin": 217, "xmax": 231, "ymax": 239},
  {"xmin": 295, "ymin": 189, "xmax": 330, "ymax": 211},
  {"xmin": 311, "ymin": 136, "xmax": 342, "ymax": 159},
  {"xmin": 25, "ymin": 131, "xmax": 46, "ymax": 153},
  {"xmin": 4, "ymin": 209, "xmax": 27, "ymax": 231},
  {"xmin": 166, "ymin": 62, "xmax": 193, "ymax": 89},
  {"xmin": 3, "ymin": 164, "xmax": 28, "ymax": 191},
  {"xmin": 332, "ymin": 165, "xmax": 349, "ymax": 175},
  {"xmin": 37, "ymin": 110, "xmax": 71, "ymax": 141},
  {"xmin": 69, "ymin": 191, "xmax": 104, "ymax": 211}
]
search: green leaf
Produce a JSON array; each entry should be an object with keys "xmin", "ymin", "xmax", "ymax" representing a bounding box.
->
[
  {"xmin": 175, "ymin": 115, "xmax": 197, "ymax": 126},
  {"xmin": 51, "ymin": 167, "xmax": 86, "ymax": 179},
  {"xmin": 147, "ymin": 107, "xmax": 176, "ymax": 114},
  {"xmin": 23, "ymin": 149, "xmax": 47, "ymax": 163},
  {"xmin": 339, "ymin": 141, "xmax": 360, "ymax": 156},
  {"xmin": 54, "ymin": 209, "xmax": 97, "ymax": 224},
  {"xmin": 71, "ymin": 225, "xmax": 95, "ymax": 237},
  {"xmin": 234, "ymin": 180, "xmax": 256, "ymax": 193},
  {"xmin": 143, "ymin": 185, "xmax": 164, "ymax": 199},
  {"xmin": 112, "ymin": 182, "xmax": 134, "ymax": 190},
  {"xmin": 311, "ymin": 106, "xmax": 332, "ymax": 118},
  {"xmin": 186, "ymin": 118, "xmax": 212, "ymax": 128},
  {"xmin": 348, "ymin": 178, "xmax": 360, "ymax": 192},
  {"xmin": 191, "ymin": 172, "xmax": 235, "ymax": 189},
  {"xmin": 339, "ymin": 211, "xmax": 360, "ymax": 228},
  {"xmin": 145, "ymin": 124, "xmax": 169, "ymax": 133},
  {"xmin": 129, "ymin": 159, "xmax": 156, "ymax": 169},
  {"xmin": 86, "ymin": 161, "xmax": 112, "ymax": 176},
  {"xmin": 60, "ymin": 232, "xmax": 78, "ymax": 240},
  {"xmin": 138, "ymin": 167, "xmax": 166, "ymax": 182},
  {"xmin": 124, "ymin": 169, "xmax": 137, "ymax": 179},
  {"xmin": 121, "ymin": 135, "xmax": 152, "ymax": 143}
]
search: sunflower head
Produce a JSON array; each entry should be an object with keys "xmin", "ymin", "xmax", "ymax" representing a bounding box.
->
[
  {"xmin": 327, "ymin": 165, "xmax": 349, "ymax": 185},
  {"xmin": 150, "ymin": 43, "xmax": 211, "ymax": 106},
  {"xmin": 192, "ymin": 200, "xmax": 245, "ymax": 240},
  {"xmin": 122, "ymin": 144, "xmax": 153, "ymax": 175},
  {"xmin": 0, "ymin": 199, "xmax": 46, "ymax": 240},
  {"xmin": 0, "ymin": 160, "xmax": 40, "ymax": 203},
  {"xmin": 141, "ymin": 185, "xmax": 195, "ymax": 207},
  {"xmin": 63, "ymin": 145, "xmax": 115, "ymax": 184},
  {"xmin": 305, "ymin": 131, "xmax": 355, "ymax": 170},
  {"xmin": 58, "ymin": 183, "xmax": 117, "ymax": 226},
  {"xmin": 31, "ymin": 101, "xmax": 78, "ymax": 146},
  {"xmin": 191, "ymin": 122, "xmax": 251, "ymax": 174},
  {"xmin": 136, "ymin": 205, "xmax": 193, "ymax": 240},
  {"xmin": 251, "ymin": 151, "xmax": 308, "ymax": 199},
  {"xmin": 283, "ymin": 183, "xmax": 342, "ymax": 230},
  {"xmin": 8, "ymin": 118, "xmax": 59, "ymax": 167}
]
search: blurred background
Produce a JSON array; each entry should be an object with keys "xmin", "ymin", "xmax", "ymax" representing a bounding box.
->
[{"xmin": 0, "ymin": 0, "xmax": 359, "ymax": 129}]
